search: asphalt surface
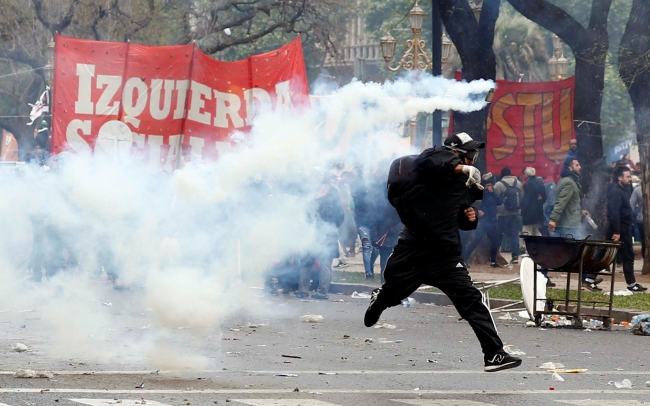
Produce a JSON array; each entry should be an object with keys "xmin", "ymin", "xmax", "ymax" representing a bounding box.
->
[{"xmin": 1, "ymin": 281, "xmax": 650, "ymax": 406}]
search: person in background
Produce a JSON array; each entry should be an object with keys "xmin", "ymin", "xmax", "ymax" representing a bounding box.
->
[
  {"xmin": 463, "ymin": 175, "xmax": 502, "ymax": 268},
  {"xmin": 549, "ymin": 158, "xmax": 601, "ymax": 291},
  {"xmin": 494, "ymin": 167, "xmax": 523, "ymax": 264},
  {"xmin": 566, "ymin": 139, "xmax": 578, "ymax": 162},
  {"xmin": 296, "ymin": 174, "xmax": 344, "ymax": 300},
  {"xmin": 608, "ymin": 166, "xmax": 647, "ymax": 292},
  {"xmin": 521, "ymin": 167, "xmax": 546, "ymax": 238},
  {"xmin": 336, "ymin": 171, "xmax": 356, "ymax": 264},
  {"xmin": 620, "ymin": 153, "xmax": 635, "ymax": 170},
  {"xmin": 542, "ymin": 176, "xmax": 557, "ymax": 236},
  {"xmin": 368, "ymin": 161, "xmax": 402, "ymax": 284},
  {"xmin": 630, "ymin": 178, "xmax": 645, "ymax": 261},
  {"xmin": 350, "ymin": 167, "xmax": 379, "ymax": 279}
]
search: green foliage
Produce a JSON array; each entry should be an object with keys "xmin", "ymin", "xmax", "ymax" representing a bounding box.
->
[
  {"xmin": 494, "ymin": 3, "xmax": 550, "ymax": 81},
  {"xmin": 531, "ymin": 0, "xmax": 635, "ymax": 150}
]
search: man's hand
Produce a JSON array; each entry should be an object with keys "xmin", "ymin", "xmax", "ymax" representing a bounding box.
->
[
  {"xmin": 612, "ymin": 234, "xmax": 620, "ymax": 242},
  {"xmin": 461, "ymin": 165, "xmax": 484, "ymax": 190},
  {"xmin": 548, "ymin": 220, "xmax": 556, "ymax": 232},
  {"xmin": 478, "ymin": 210, "xmax": 484, "ymax": 217},
  {"xmin": 582, "ymin": 210, "xmax": 590, "ymax": 217},
  {"xmin": 464, "ymin": 207, "xmax": 477, "ymax": 223}
]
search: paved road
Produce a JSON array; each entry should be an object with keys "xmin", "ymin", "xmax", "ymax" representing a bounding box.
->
[{"xmin": 1, "ymin": 282, "xmax": 649, "ymax": 406}]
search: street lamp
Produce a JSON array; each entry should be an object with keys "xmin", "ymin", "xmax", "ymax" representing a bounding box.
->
[
  {"xmin": 441, "ymin": 31, "xmax": 452, "ymax": 65},
  {"xmin": 556, "ymin": 55, "xmax": 569, "ymax": 80},
  {"xmin": 43, "ymin": 37, "xmax": 55, "ymax": 86},
  {"xmin": 380, "ymin": 1, "xmax": 433, "ymax": 71},
  {"xmin": 471, "ymin": 0, "xmax": 483, "ymax": 21},
  {"xmin": 548, "ymin": 34, "xmax": 568, "ymax": 81}
]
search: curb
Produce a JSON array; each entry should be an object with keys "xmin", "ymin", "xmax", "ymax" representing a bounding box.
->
[{"xmin": 329, "ymin": 283, "xmax": 647, "ymax": 323}]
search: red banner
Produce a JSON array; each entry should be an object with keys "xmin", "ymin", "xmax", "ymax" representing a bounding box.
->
[
  {"xmin": 486, "ymin": 78, "xmax": 575, "ymax": 178},
  {"xmin": 52, "ymin": 34, "xmax": 309, "ymax": 168}
]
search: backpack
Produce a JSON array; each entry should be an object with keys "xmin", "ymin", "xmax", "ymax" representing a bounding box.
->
[
  {"xmin": 386, "ymin": 155, "xmax": 422, "ymax": 228},
  {"xmin": 500, "ymin": 179, "xmax": 521, "ymax": 211},
  {"xmin": 387, "ymin": 155, "xmax": 419, "ymax": 207}
]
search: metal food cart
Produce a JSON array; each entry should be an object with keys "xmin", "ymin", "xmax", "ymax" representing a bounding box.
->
[{"xmin": 520, "ymin": 235, "xmax": 621, "ymax": 329}]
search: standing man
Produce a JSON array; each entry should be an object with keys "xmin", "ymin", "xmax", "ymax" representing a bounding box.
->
[
  {"xmin": 296, "ymin": 175, "xmax": 344, "ymax": 300},
  {"xmin": 565, "ymin": 139, "xmax": 578, "ymax": 162},
  {"xmin": 630, "ymin": 178, "xmax": 645, "ymax": 260},
  {"xmin": 463, "ymin": 175, "xmax": 502, "ymax": 268},
  {"xmin": 521, "ymin": 167, "xmax": 546, "ymax": 238},
  {"xmin": 608, "ymin": 166, "xmax": 647, "ymax": 292},
  {"xmin": 548, "ymin": 158, "xmax": 601, "ymax": 291},
  {"xmin": 350, "ymin": 167, "xmax": 378, "ymax": 280},
  {"xmin": 364, "ymin": 133, "xmax": 522, "ymax": 373},
  {"xmin": 494, "ymin": 168, "xmax": 523, "ymax": 264}
]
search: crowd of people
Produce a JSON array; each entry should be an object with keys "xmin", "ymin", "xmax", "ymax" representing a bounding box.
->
[
  {"xmin": 22, "ymin": 122, "xmax": 648, "ymax": 299},
  {"xmin": 460, "ymin": 139, "xmax": 647, "ymax": 293}
]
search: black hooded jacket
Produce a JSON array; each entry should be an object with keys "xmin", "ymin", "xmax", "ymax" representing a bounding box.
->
[
  {"xmin": 606, "ymin": 182, "xmax": 633, "ymax": 235},
  {"xmin": 395, "ymin": 147, "xmax": 481, "ymax": 256}
]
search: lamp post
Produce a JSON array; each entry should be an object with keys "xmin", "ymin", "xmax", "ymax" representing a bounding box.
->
[
  {"xmin": 471, "ymin": 0, "xmax": 483, "ymax": 21},
  {"xmin": 441, "ymin": 31, "xmax": 452, "ymax": 66},
  {"xmin": 548, "ymin": 34, "xmax": 569, "ymax": 81},
  {"xmin": 380, "ymin": 1, "xmax": 433, "ymax": 72},
  {"xmin": 43, "ymin": 37, "xmax": 55, "ymax": 87}
]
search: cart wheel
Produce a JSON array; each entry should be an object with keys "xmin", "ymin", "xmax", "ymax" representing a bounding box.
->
[
  {"xmin": 602, "ymin": 317, "xmax": 612, "ymax": 331},
  {"xmin": 571, "ymin": 316, "xmax": 583, "ymax": 329},
  {"xmin": 534, "ymin": 314, "xmax": 543, "ymax": 327}
]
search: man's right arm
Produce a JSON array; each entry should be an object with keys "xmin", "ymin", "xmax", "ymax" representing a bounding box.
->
[{"xmin": 549, "ymin": 182, "xmax": 571, "ymax": 222}]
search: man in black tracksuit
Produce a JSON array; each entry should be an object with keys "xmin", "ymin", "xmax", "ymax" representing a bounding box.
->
[
  {"xmin": 606, "ymin": 166, "xmax": 647, "ymax": 292},
  {"xmin": 364, "ymin": 132, "xmax": 522, "ymax": 372}
]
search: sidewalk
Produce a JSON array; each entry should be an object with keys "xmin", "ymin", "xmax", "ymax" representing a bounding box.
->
[{"xmin": 337, "ymin": 250, "xmax": 650, "ymax": 293}]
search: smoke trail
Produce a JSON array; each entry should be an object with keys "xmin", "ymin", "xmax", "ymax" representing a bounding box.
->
[{"xmin": 0, "ymin": 72, "xmax": 492, "ymax": 369}]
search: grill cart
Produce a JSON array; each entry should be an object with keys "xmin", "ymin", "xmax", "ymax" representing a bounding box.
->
[{"xmin": 520, "ymin": 235, "xmax": 620, "ymax": 329}]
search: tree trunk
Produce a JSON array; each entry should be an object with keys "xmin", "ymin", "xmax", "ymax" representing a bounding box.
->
[
  {"xmin": 439, "ymin": 0, "xmax": 500, "ymax": 174},
  {"xmin": 618, "ymin": 0, "xmax": 650, "ymax": 274},
  {"xmin": 505, "ymin": 0, "xmax": 612, "ymax": 204}
]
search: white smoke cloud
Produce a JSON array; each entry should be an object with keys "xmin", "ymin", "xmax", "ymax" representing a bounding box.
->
[{"xmin": 0, "ymin": 72, "xmax": 493, "ymax": 370}]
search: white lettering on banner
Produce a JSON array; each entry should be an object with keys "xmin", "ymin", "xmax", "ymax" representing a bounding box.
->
[
  {"xmin": 65, "ymin": 119, "xmax": 92, "ymax": 154},
  {"xmin": 122, "ymin": 77, "xmax": 148, "ymax": 127},
  {"xmin": 214, "ymin": 90, "xmax": 244, "ymax": 128},
  {"xmin": 95, "ymin": 75, "xmax": 122, "ymax": 115},
  {"xmin": 167, "ymin": 135, "xmax": 181, "ymax": 170},
  {"xmin": 274, "ymin": 80, "xmax": 294, "ymax": 111},
  {"xmin": 75, "ymin": 64, "xmax": 95, "ymax": 114},
  {"xmin": 150, "ymin": 79, "xmax": 175, "ymax": 120},
  {"xmin": 243, "ymin": 88, "xmax": 272, "ymax": 125},
  {"xmin": 188, "ymin": 136, "xmax": 205, "ymax": 157},
  {"xmin": 173, "ymin": 80, "xmax": 190, "ymax": 119},
  {"xmin": 147, "ymin": 134, "xmax": 164, "ymax": 164},
  {"xmin": 188, "ymin": 80, "xmax": 212, "ymax": 125},
  {"xmin": 132, "ymin": 132, "xmax": 146, "ymax": 148}
]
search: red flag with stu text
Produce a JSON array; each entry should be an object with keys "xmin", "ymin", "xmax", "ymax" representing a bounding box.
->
[{"xmin": 486, "ymin": 78, "xmax": 575, "ymax": 178}]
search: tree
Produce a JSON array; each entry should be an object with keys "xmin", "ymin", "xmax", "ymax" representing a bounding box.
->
[
  {"xmin": 505, "ymin": 0, "xmax": 613, "ymax": 197},
  {"xmin": 438, "ymin": 0, "xmax": 501, "ymax": 173},
  {"xmin": 493, "ymin": 9, "xmax": 550, "ymax": 82},
  {"xmin": 618, "ymin": 0, "xmax": 650, "ymax": 273}
]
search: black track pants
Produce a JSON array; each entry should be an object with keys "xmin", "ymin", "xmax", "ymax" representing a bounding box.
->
[{"xmin": 376, "ymin": 234, "xmax": 504, "ymax": 356}]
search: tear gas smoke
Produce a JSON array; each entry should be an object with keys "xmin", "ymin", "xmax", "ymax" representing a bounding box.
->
[{"xmin": 0, "ymin": 72, "xmax": 493, "ymax": 370}]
